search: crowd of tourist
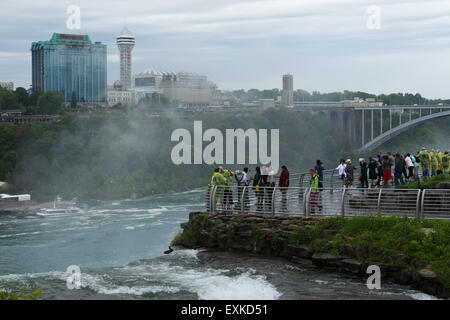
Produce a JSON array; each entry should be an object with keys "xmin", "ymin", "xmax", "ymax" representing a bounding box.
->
[{"xmin": 209, "ymin": 148, "xmax": 449, "ymax": 212}]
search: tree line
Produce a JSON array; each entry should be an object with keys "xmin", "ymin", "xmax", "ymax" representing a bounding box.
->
[
  {"xmin": 231, "ymin": 88, "xmax": 449, "ymax": 105},
  {"xmin": 0, "ymin": 87, "xmax": 64, "ymax": 114}
]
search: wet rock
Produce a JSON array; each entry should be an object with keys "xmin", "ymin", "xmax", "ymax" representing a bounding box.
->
[
  {"xmin": 180, "ymin": 222, "xmax": 189, "ymax": 230},
  {"xmin": 311, "ymin": 253, "xmax": 340, "ymax": 267},
  {"xmin": 189, "ymin": 211, "xmax": 204, "ymax": 221},
  {"xmin": 415, "ymin": 268, "xmax": 442, "ymax": 296},
  {"xmin": 291, "ymin": 256, "xmax": 313, "ymax": 265},
  {"xmin": 340, "ymin": 259, "xmax": 362, "ymax": 274},
  {"xmin": 234, "ymin": 224, "xmax": 253, "ymax": 233},
  {"xmin": 256, "ymin": 223, "xmax": 270, "ymax": 229},
  {"xmin": 286, "ymin": 245, "xmax": 311, "ymax": 259},
  {"xmin": 398, "ymin": 268, "xmax": 414, "ymax": 284},
  {"xmin": 235, "ymin": 230, "xmax": 253, "ymax": 238}
]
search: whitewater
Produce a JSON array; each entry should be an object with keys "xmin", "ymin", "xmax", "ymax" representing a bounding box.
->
[{"xmin": 0, "ymin": 188, "xmax": 437, "ymax": 300}]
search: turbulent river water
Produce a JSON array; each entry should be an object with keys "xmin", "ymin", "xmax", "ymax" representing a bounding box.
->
[{"xmin": 0, "ymin": 188, "xmax": 437, "ymax": 300}]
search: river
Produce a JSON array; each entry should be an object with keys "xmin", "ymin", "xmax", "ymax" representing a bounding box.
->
[{"xmin": 0, "ymin": 188, "xmax": 437, "ymax": 300}]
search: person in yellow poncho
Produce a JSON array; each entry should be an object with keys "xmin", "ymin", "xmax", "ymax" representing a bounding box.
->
[
  {"xmin": 221, "ymin": 167, "xmax": 234, "ymax": 210},
  {"xmin": 430, "ymin": 149, "xmax": 439, "ymax": 176},
  {"xmin": 442, "ymin": 151, "xmax": 450, "ymax": 174},
  {"xmin": 309, "ymin": 168, "xmax": 322, "ymax": 214},
  {"xmin": 210, "ymin": 167, "xmax": 227, "ymax": 209},
  {"xmin": 419, "ymin": 148, "xmax": 431, "ymax": 178}
]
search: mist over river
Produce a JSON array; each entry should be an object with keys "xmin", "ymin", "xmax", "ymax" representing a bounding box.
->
[{"xmin": 0, "ymin": 188, "xmax": 438, "ymax": 300}]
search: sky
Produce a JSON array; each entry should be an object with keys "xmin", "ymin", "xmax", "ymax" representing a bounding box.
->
[{"xmin": 1, "ymin": 0, "xmax": 450, "ymax": 98}]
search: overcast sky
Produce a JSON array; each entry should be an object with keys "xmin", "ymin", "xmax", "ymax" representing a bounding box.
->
[{"xmin": 1, "ymin": 0, "xmax": 450, "ymax": 98}]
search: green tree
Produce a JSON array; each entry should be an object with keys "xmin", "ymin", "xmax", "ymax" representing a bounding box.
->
[
  {"xmin": 37, "ymin": 91, "xmax": 64, "ymax": 114},
  {"xmin": 0, "ymin": 87, "xmax": 19, "ymax": 110}
]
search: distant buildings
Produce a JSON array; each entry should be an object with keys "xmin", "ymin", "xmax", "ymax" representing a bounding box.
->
[
  {"xmin": 160, "ymin": 72, "xmax": 213, "ymax": 107},
  {"xmin": 281, "ymin": 74, "xmax": 293, "ymax": 107},
  {"xmin": 107, "ymin": 80, "xmax": 137, "ymax": 106},
  {"xmin": 259, "ymin": 99, "xmax": 275, "ymax": 111},
  {"xmin": 0, "ymin": 82, "xmax": 14, "ymax": 91},
  {"xmin": 132, "ymin": 69, "xmax": 165, "ymax": 101},
  {"xmin": 31, "ymin": 33, "xmax": 107, "ymax": 104},
  {"xmin": 129, "ymin": 69, "xmax": 214, "ymax": 107},
  {"xmin": 344, "ymin": 97, "xmax": 384, "ymax": 107},
  {"xmin": 116, "ymin": 27, "xmax": 135, "ymax": 89}
]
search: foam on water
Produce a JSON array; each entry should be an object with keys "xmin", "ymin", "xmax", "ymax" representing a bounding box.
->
[
  {"xmin": 116, "ymin": 251, "xmax": 282, "ymax": 300},
  {"xmin": 408, "ymin": 292, "xmax": 439, "ymax": 300}
]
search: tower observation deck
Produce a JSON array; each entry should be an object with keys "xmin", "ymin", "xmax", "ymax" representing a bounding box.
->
[{"xmin": 116, "ymin": 27, "xmax": 135, "ymax": 88}]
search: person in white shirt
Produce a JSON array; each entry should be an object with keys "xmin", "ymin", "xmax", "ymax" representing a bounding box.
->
[
  {"xmin": 405, "ymin": 154, "xmax": 414, "ymax": 181},
  {"xmin": 336, "ymin": 159, "xmax": 347, "ymax": 187}
]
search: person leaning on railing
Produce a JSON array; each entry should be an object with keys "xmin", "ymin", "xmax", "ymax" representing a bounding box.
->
[
  {"xmin": 277, "ymin": 166, "xmax": 290, "ymax": 211},
  {"xmin": 222, "ymin": 167, "xmax": 235, "ymax": 210},
  {"xmin": 210, "ymin": 167, "xmax": 227, "ymax": 210},
  {"xmin": 309, "ymin": 168, "xmax": 322, "ymax": 214}
]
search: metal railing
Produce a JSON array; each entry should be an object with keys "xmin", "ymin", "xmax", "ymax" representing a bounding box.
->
[{"xmin": 205, "ymin": 185, "xmax": 450, "ymax": 220}]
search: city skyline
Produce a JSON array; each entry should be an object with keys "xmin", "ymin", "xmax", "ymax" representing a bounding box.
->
[{"xmin": 1, "ymin": 0, "xmax": 450, "ymax": 98}]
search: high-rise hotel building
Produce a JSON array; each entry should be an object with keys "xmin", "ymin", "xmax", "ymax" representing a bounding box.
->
[{"xmin": 31, "ymin": 33, "xmax": 107, "ymax": 104}]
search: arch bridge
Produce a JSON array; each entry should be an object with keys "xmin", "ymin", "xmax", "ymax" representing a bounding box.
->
[{"xmin": 355, "ymin": 105, "xmax": 450, "ymax": 153}]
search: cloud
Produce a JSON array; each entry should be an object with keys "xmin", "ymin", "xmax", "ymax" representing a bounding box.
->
[{"xmin": 1, "ymin": 0, "xmax": 450, "ymax": 98}]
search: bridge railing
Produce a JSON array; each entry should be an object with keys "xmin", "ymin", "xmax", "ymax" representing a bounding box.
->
[{"xmin": 206, "ymin": 185, "xmax": 450, "ymax": 220}]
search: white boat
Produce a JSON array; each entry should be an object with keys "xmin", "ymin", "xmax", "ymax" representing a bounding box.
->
[{"xmin": 36, "ymin": 196, "xmax": 82, "ymax": 216}]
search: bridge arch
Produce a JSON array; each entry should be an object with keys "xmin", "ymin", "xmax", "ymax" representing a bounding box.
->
[{"xmin": 358, "ymin": 110, "xmax": 450, "ymax": 153}]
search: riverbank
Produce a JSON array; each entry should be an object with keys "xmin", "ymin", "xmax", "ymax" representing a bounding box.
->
[{"xmin": 172, "ymin": 212, "xmax": 449, "ymax": 299}]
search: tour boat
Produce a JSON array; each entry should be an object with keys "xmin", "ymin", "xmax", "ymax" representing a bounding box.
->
[{"xmin": 36, "ymin": 196, "xmax": 82, "ymax": 216}]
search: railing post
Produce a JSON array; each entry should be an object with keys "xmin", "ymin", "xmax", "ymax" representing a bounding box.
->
[
  {"xmin": 305, "ymin": 187, "xmax": 311, "ymax": 217},
  {"xmin": 330, "ymin": 169, "xmax": 335, "ymax": 194},
  {"xmin": 416, "ymin": 189, "xmax": 421, "ymax": 219},
  {"xmin": 211, "ymin": 186, "xmax": 217, "ymax": 214},
  {"xmin": 240, "ymin": 186, "xmax": 247, "ymax": 214},
  {"xmin": 271, "ymin": 186, "xmax": 277, "ymax": 216},
  {"xmin": 341, "ymin": 188, "xmax": 347, "ymax": 217},
  {"xmin": 371, "ymin": 109, "xmax": 374, "ymax": 141},
  {"xmin": 380, "ymin": 109, "xmax": 383, "ymax": 134},
  {"xmin": 302, "ymin": 188, "xmax": 308, "ymax": 217},
  {"xmin": 362, "ymin": 109, "xmax": 365, "ymax": 146},
  {"xmin": 420, "ymin": 189, "xmax": 426, "ymax": 220},
  {"xmin": 377, "ymin": 189, "xmax": 382, "ymax": 213}
]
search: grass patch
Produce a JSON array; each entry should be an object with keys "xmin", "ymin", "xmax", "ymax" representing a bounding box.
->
[{"xmin": 290, "ymin": 215, "xmax": 450, "ymax": 288}]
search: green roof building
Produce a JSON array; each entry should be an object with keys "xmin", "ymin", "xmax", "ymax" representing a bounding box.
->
[{"xmin": 31, "ymin": 33, "xmax": 107, "ymax": 104}]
